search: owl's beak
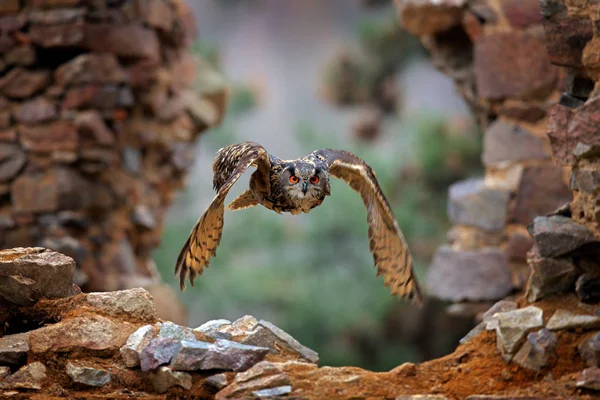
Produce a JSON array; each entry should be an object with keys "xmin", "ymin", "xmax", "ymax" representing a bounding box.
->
[{"xmin": 302, "ymin": 182, "xmax": 308, "ymax": 194}]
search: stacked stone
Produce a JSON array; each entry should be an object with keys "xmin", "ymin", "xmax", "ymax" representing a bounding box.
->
[
  {"xmin": 0, "ymin": 0, "xmax": 226, "ymax": 321},
  {"xmin": 394, "ymin": 0, "xmax": 571, "ymax": 310}
]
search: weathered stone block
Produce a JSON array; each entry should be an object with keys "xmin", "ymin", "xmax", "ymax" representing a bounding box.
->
[
  {"xmin": 427, "ymin": 246, "xmax": 512, "ymax": 301},
  {"xmin": 482, "ymin": 120, "xmax": 549, "ymax": 166},
  {"xmin": 579, "ymin": 333, "xmax": 600, "ymax": 368},
  {"xmin": 29, "ymin": 23, "xmax": 85, "ymax": 48},
  {"xmin": 82, "ymin": 24, "xmax": 160, "ymax": 61},
  {"xmin": 0, "ymin": 68, "xmax": 51, "ymax": 99},
  {"xmin": 19, "ymin": 121, "xmax": 77, "ymax": 152},
  {"xmin": 513, "ymin": 329, "xmax": 557, "ymax": 371},
  {"xmin": 525, "ymin": 247, "xmax": 577, "ymax": 302},
  {"xmin": 55, "ymin": 54, "xmax": 127, "ymax": 86},
  {"xmin": 474, "ymin": 32, "xmax": 557, "ymax": 99},
  {"xmin": 14, "ymin": 97, "xmax": 57, "ymax": 124},
  {"xmin": 528, "ymin": 215, "xmax": 598, "ymax": 258},
  {"xmin": 448, "ymin": 178, "xmax": 509, "ymax": 232}
]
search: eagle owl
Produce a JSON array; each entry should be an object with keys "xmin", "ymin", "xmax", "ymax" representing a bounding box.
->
[{"xmin": 175, "ymin": 142, "xmax": 422, "ymax": 306}]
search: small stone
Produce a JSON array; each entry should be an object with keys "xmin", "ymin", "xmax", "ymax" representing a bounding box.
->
[
  {"xmin": 86, "ymin": 288, "xmax": 156, "ymax": 321},
  {"xmin": 241, "ymin": 320, "xmax": 319, "ymax": 363},
  {"xmin": 571, "ymin": 168, "xmax": 600, "ymax": 193},
  {"xmin": 205, "ymin": 373, "xmax": 229, "ymax": 390},
  {"xmin": 0, "ymin": 362, "xmax": 46, "ymax": 390},
  {"xmin": 576, "ymin": 368, "xmax": 600, "ymax": 391},
  {"xmin": 19, "ymin": 121, "xmax": 78, "ymax": 152},
  {"xmin": 14, "ymin": 97, "xmax": 56, "ymax": 124},
  {"xmin": 0, "ymin": 366, "xmax": 10, "ymax": 380},
  {"xmin": 494, "ymin": 306, "xmax": 544, "ymax": 358},
  {"xmin": 170, "ymin": 339, "xmax": 269, "ymax": 372},
  {"xmin": 513, "ymin": 329, "xmax": 557, "ymax": 371},
  {"xmin": 578, "ymin": 333, "xmax": 600, "ymax": 368},
  {"xmin": 131, "ymin": 205, "xmax": 156, "ymax": 229},
  {"xmin": 30, "ymin": 315, "xmax": 136, "ymax": 353},
  {"xmin": 525, "ymin": 248, "xmax": 577, "ymax": 303},
  {"xmin": 120, "ymin": 325, "xmax": 155, "ymax": 368},
  {"xmin": 482, "ymin": 300, "xmax": 518, "ymax": 325},
  {"xmin": 0, "ymin": 247, "xmax": 77, "ymax": 306},
  {"xmin": 194, "ymin": 319, "xmax": 232, "ymax": 340},
  {"xmin": 151, "ymin": 366, "xmax": 192, "ymax": 394},
  {"xmin": 390, "ymin": 362, "xmax": 417, "ymax": 377},
  {"xmin": 66, "ymin": 362, "xmax": 111, "ymax": 387},
  {"xmin": 574, "ymin": 142, "xmax": 600, "ymax": 159},
  {"xmin": 159, "ymin": 321, "xmax": 195, "ymax": 341},
  {"xmin": 0, "ymin": 332, "xmax": 29, "ymax": 366},
  {"xmin": 547, "ymin": 309, "xmax": 600, "ymax": 331},
  {"xmin": 4, "ymin": 45, "xmax": 36, "ymax": 67},
  {"xmin": 55, "ymin": 53, "xmax": 126, "ymax": 86},
  {"xmin": 0, "ymin": 144, "xmax": 26, "ymax": 181},
  {"xmin": 448, "ymin": 178, "xmax": 510, "ymax": 232},
  {"xmin": 82, "ymin": 23, "xmax": 160, "ymax": 61},
  {"xmin": 61, "ymin": 84, "xmax": 120, "ymax": 110},
  {"xmin": 253, "ymin": 385, "xmax": 292, "ymax": 397},
  {"xmin": 528, "ymin": 216, "xmax": 599, "ymax": 258},
  {"xmin": 576, "ymin": 274, "xmax": 600, "ymax": 304},
  {"xmin": 140, "ymin": 337, "xmax": 182, "ymax": 372},
  {"xmin": 219, "ymin": 315, "xmax": 258, "ymax": 337},
  {"xmin": 74, "ymin": 111, "xmax": 115, "ymax": 145},
  {"xmin": 215, "ymin": 360, "xmax": 290, "ymax": 399},
  {"xmin": 482, "ymin": 120, "xmax": 549, "ymax": 166},
  {"xmin": 0, "ymin": 68, "xmax": 51, "ymax": 99},
  {"xmin": 427, "ymin": 246, "xmax": 512, "ymax": 302}
]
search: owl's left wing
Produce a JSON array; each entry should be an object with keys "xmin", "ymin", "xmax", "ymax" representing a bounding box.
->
[
  {"xmin": 175, "ymin": 142, "xmax": 271, "ymax": 290},
  {"xmin": 313, "ymin": 149, "xmax": 423, "ymax": 306}
]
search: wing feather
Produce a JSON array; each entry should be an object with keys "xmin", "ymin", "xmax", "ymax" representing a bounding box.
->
[
  {"xmin": 175, "ymin": 142, "xmax": 270, "ymax": 290},
  {"xmin": 313, "ymin": 149, "xmax": 423, "ymax": 306}
]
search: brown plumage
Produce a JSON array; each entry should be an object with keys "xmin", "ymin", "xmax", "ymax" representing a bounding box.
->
[{"xmin": 175, "ymin": 141, "xmax": 423, "ymax": 306}]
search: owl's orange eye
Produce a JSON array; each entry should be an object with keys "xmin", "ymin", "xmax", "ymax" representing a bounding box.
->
[
  {"xmin": 310, "ymin": 176, "xmax": 319, "ymax": 184},
  {"xmin": 289, "ymin": 175, "xmax": 299, "ymax": 184}
]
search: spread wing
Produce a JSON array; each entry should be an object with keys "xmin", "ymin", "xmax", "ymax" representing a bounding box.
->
[
  {"xmin": 313, "ymin": 149, "xmax": 423, "ymax": 306},
  {"xmin": 175, "ymin": 142, "xmax": 271, "ymax": 290}
]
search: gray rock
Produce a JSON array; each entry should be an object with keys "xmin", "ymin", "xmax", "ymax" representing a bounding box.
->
[
  {"xmin": 151, "ymin": 366, "xmax": 192, "ymax": 394},
  {"xmin": 576, "ymin": 274, "xmax": 600, "ymax": 303},
  {"xmin": 159, "ymin": 321, "xmax": 196, "ymax": 341},
  {"xmin": 171, "ymin": 339, "xmax": 269, "ymax": 372},
  {"xmin": 241, "ymin": 320, "xmax": 319, "ymax": 363},
  {"xmin": 140, "ymin": 337, "xmax": 182, "ymax": 372},
  {"xmin": 66, "ymin": 362, "xmax": 111, "ymax": 387},
  {"xmin": 525, "ymin": 249, "xmax": 577, "ymax": 302},
  {"xmin": 578, "ymin": 332, "xmax": 600, "ymax": 367},
  {"xmin": 0, "ymin": 332, "xmax": 29, "ymax": 366},
  {"xmin": 494, "ymin": 306, "xmax": 544, "ymax": 358},
  {"xmin": 482, "ymin": 300, "xmax": 518, "ymax": 325},
  {"xmin": 570, "ymin": 168, "xmax": 600, "ymax": 193},
  {"xmin": 30, "ymin": 315, "xmax": 136, "ymax": 353},
  {"xmin": 219, "ymin": 315, "xmax": 258, "ymax": 337},
  {"xmin": 0, "ymin": 361, "xmax": 46, "ymax": 390},
  {"xmin": 120, "ymin": 324, "xmax": 155, "ymax": 368},
  {"xmin": 546, "ymin": 309, "xmax": 600, "ymax": 331},
  {"xmin": 205, "ymin": 373, "xmax": 229, "ymax": 390},
  {"xmin": 427, "ymin": 246, "xmax": 512, "ymax": 302},
  {"xmin": 528, "ymin": 216, "xmax": 599, "ymax": 258},
  {"xmin": 132, "ymin": 205, "xmax": 156, "ymax": 229},
  {"xmin": 253, "ymin": 385, "xmax": 292, "ymax": 397},
  {"xmin": 195, "ymin": 319, "xmax": 233, "ymax": 339},
  {"xmin": 512, "ymin": 329, "xmax": 557, "ymax": 371},
  {"xmin": 448, "ymin": 178, "xmax": 510, "ymax": 232},
  {"xmin": 0, "ymin": 366, "xmax": 10, "ymax": 380},
  {"xmin": 574, "ymin": 142, "xmax": 600, "ymax": 159},
  {"xmin": 215, "ymin": 361, "xmax": 290, "ymax": 399},
  {"xmin": 0, "ymin": 247, "xmax": 77, "ymax": 306},
  {"xmin": 482, "ymin": 120, "xmax": 549, "ymax": 166},
  {"xmin": 86, "ymin": 288, "xmax": 157, "ymax": 320},
  {"xmin": 459, "ymin": 323, "xmax": 485, "ymax": 345},
  {"xmin": 576, "ymin": 367, "xmax": 600, "ymax": 391}
]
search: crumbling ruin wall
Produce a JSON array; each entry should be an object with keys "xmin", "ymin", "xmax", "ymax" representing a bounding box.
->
[
  {"xmin": 0, "ymin": 0, "xmax": 226, "ymax": 323},
  {"xmin": 395, "ymin": 0, "xmax": 572, "ymax": 311}
]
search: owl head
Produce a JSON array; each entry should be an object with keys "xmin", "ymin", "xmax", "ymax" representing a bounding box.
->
[{"xmin": 281, "ymin": 161, "xmax": 330, "ymax": 200}]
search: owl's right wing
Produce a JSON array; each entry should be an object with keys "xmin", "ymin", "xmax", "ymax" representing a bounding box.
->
[
  {"xmin": 313, "ymin": 149, "xmax": 423, "ymax": 306},
  {"xmin": 175, "ymin": 142, "xmax": 271, "ymax": 290}
]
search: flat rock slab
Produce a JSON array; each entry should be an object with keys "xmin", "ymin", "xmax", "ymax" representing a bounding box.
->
[
  {"xmin": 493, "ymin": 306, "xmax": 544, "ymax": 357},
  {"xmin": 241, "ymin": 320, "xmax": 319, "ymax": 364},
  {"xmin": 171, "ymin": 339, "xmax": 269, "ymax": 372},
  {"xmin": 140, "ymin": 337, "xmax": 182, "ymax": 372},
  {"xmin": 0, "ymin": 362, "xmax": 46, "ymax": 390},
  {"xmin": 0, "ymin": 247, "xmax": 77, "ymax": 305},
  {"xmin": 0, "ymin": 332, "xmax": 29, "ymax": 366},
  {"xmin": 66, "ymin": 362, "xmax": 111, "ymax": 387},
  {"xmin": 546, "ymin": 309, "xmax": 600, "ymax": 330},
  {"xmin": 576, "ymin": 367, "xmax": 600, "ymax": 391},
  {"xmin": 159, "ymin": 321, "xmax": 195, "ymax": 341},
  {"xmin": 86, "ymin": 288, "xmax": 156, "ymax": 321},
  {"xmin": 528, "ymin": 216, "xmax": 599, "ymax": 258},
  {"xmin": 30, "ymin": 315, "xmax": 136, "ymax": 353}
]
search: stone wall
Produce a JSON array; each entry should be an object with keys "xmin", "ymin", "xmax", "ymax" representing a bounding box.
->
[
  {"xmin": 395, "ymin": 0, "xmax": 572, "ymax": 311},
  {"xmin": 0, "ymin": 0, "xmax": 226, "ymax": 323}
]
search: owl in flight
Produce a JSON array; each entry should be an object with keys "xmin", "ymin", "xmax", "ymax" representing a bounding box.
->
[{"xmin": 175, "ymin": 142, "xmax": 422, "ymax": 306}]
